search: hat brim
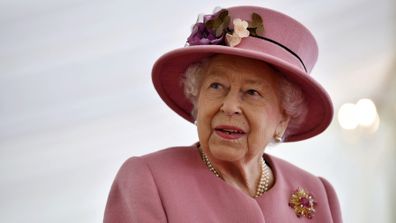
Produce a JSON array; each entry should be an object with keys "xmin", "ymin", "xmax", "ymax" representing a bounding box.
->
[{"xmin": 152, "ymin": 44, "xmax": 333, "ymax": 142}]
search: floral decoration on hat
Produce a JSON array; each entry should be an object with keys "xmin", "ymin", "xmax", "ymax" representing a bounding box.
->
[
  {"xmin": 289, "ymin": 187, "xmax": 317, "ymax": 219},
  {"xmin": 187, "ymin": 9, "xmax": 264, "ymax": 47}
]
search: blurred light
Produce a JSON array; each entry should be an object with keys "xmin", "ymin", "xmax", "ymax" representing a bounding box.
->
[
  {"xmin": 337, "ymin": 98, "xmax": 380, "ymax": 132},
  {"xmin": 368, "ymin": 114, "xmax": 380, "ymax": 134},
  {"xmin": 356, "ymin": 98, "xmax": 378, "ymax": 127},
  {"xmin": 338, "ymin": 103, "xmax": 359, "ymax": 129}
]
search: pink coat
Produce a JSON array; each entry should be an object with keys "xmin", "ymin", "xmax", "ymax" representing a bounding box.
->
[{"xmin": 104, "ymin": 145, "xmax": 342, "ymax": 222}]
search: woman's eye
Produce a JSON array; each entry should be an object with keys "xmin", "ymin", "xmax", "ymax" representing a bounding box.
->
[
  {"xmin": 246, "ymin": 89, "xmax": 261, "ymax": 96},
  {"xmin": 209, "ymin": 82, "xmax": 222, "ymax": 89}
]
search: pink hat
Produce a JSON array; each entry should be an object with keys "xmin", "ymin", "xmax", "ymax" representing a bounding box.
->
[{"xmin": 152, "ymin": 6, "xmax": 333, "ymax": 142}]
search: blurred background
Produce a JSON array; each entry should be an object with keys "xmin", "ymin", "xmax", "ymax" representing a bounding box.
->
[{"xmin": 0, "ymin": 0, "xmax": 395, "ymax": 222}]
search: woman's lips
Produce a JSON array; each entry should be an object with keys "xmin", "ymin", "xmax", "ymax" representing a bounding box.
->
[{"xmin": 214, "ymin": 125, "xmax": 246, "ymax": 140}]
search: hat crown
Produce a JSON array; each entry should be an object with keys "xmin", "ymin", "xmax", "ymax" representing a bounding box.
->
[{"xmin": 220, "ymin": 6, "xmax": 318, "ymax": 74}]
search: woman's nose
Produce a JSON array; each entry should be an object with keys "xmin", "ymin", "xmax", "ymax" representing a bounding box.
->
[{"xmin": 220, "ymin": 92, "xmax": 242, "ymax": 116}]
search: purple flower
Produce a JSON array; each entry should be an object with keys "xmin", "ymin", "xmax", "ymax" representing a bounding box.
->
[{"xmin": 187, "ymin": 22, "xmax": 224, "ymax": 45}]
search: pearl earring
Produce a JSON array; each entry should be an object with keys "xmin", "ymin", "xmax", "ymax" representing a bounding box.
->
[{"xmin": 274, "ymin": 135, "xmax": 282, "ymax": 143}]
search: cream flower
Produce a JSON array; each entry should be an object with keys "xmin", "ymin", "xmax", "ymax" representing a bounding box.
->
[
  {"xmin": 225, "ymin": 18, "xmax": 250, "ymax": 47},
  {"xmin": 225, "ymin": 33, "xmax": 242, "ymax": 47},
  {"xmin": 233, "ymin": 18, "xmax": 250, "ymax": 38}
]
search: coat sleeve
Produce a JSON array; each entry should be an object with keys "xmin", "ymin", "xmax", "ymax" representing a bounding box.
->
[
  {"xmin": 319, "ymin": 177, "xmax": 343, "ymax": 223},
  {"xmin": 104, "ymin": 157, "xmax": 167, "ymax": 223}
]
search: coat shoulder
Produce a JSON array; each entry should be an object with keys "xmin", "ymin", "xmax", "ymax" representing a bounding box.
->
[{"xmin": 124, "ymin": 145, "xmax": 201, "ymax": 177}]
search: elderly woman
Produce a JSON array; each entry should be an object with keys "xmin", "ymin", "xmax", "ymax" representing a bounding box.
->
[{"xmin": 104, "ymin": 6, "xmax": 342, "ymax": 223}]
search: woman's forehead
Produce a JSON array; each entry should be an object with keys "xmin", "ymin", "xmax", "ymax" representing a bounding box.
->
[{"xmin": 204, "ymin": 56, "xmax": 279, "ymax": 85}]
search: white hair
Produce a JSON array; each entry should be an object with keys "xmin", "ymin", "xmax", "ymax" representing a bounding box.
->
[
  {"xmin": 182, "ymin": 58, "xmax": 308, "ymax": 136},
  {"xmin": 277, "ymin": 76, "xmax": 307, "ymax": 131},
  {"xmin": 182, "ymin": 58, "xmax": 209, "ymax": 118}
]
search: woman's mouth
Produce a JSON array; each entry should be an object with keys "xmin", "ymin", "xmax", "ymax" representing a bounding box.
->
[{"xmin": 214, "ymin": 125, "xmax": 246, "ymax": 140}]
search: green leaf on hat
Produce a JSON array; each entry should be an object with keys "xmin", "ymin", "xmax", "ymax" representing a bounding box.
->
[
  {"xmin": 216, "ymin": 16, "xmax": 230, "ymax": 37},
  {"xmin": 249, "ymin": 13, "xmax": 264, "ymax": 36},
  {"xmin": 252, "ymin": 13, "xmax": 263, "ymax": 24},
  {"xmin": 205, "ymin": 9, "xmax": 230, "ymax": 37}
]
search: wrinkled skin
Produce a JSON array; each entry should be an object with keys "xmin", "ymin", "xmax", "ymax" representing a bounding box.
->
[{"xmin": 196, "ymin": 54, "xmax": 290, "ymax": 196}]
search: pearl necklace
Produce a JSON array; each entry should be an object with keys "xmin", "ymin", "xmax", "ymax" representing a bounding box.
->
[{"xmin": 198, "ymin": 148, "xmax": 270, "ymax": 198}]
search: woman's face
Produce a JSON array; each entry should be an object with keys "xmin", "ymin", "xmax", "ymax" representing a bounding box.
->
[{"xmin": 196, "ymin": 55, "xmax": 289, "ymax": 162}]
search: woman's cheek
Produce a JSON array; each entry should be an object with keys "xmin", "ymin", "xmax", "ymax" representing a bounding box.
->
[{"xmin": 197, "ymin": 113, "xmax": 211, "ymax": 146}]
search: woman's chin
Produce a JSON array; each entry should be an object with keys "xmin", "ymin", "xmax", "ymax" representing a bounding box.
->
[{"xmin": 208, "ymin": 143, "xmax": 246, "ymax": 162}]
